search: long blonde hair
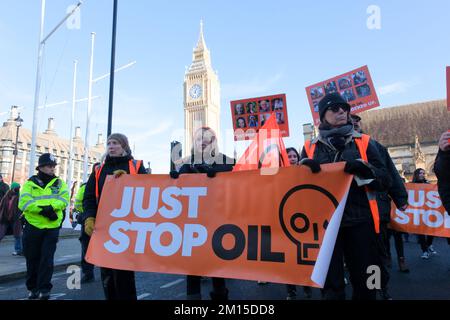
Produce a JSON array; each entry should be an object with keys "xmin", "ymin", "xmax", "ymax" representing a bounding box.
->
[{"xmin": 191, "ymin": 126, "xmax": 220, "ymax": 164}]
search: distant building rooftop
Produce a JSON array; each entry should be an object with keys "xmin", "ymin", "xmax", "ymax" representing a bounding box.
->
[{"xmin": 359, "ymin": 99, "xmax": 449, "ymax": 147}]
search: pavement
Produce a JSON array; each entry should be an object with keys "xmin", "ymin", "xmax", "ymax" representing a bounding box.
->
[{"xmin": 0, "ymin": 228, "xmax": 81, "ymax": 284}]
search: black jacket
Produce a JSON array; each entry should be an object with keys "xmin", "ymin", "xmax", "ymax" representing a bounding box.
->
[
  {"xmin": 82, "ymin": 155, "xmax": 147, "ymax": 220},
  {"xmin": 300, "ymin": 132, "xmax": 391, "ymax": 227},
  {"xmin": 0, "ymin": 181, "xmax": 9, "ymax": 202},
  {"xmin": 178, "ymin": 153, "xmax": 235, "ymax": 175},
  {"xmin": 434, "ymin": 149, "xmax": 450, "ymax": 214},
  {"xmin": 0, "ymin": 189, "xmax": 20, "ymax": 225},
  {"xmin": 372, "ymin": 140, "xmax": 408, "ymax": 223}
]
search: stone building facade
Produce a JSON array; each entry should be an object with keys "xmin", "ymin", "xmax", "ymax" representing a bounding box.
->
[{"xmin": 0, "ymin": 106, "xmax": 105, "ymax": 185}]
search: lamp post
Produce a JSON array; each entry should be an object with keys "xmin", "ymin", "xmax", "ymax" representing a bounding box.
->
[
  {"xmin": 107, "ymin": 0, "xmax": 118, "ymax": 137},
  {"xmin": 11, "ymin": 113, "xmax": 24, "ymax": 183}
]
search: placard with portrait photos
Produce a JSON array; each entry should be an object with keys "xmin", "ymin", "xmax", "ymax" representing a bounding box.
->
[
  {"xmin": 230, "ymin": 93, "xmax": 289, "ymax": 141},
  {"xmin": 305, "ymin": 65, "xmax": 380, "ymax": 126}
]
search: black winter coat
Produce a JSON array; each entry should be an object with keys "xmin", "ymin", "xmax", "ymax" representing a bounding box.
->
[
  {"xmin": 373, "ymin": 140, "xmax": 408, "ymax": 223},
  {"xmin": 300, "ymin": 132, "xmax": 391, "ymax": 227},
  {"xmin": 0, "ymin": 181, "xmax": 9, "ymax": 202},
  {"xmin": 0, "ymin": 189, "xmax": 21, "ymax": 236},
  {"xmin": 82, "ymin": 155, "xmax": 147, "ymax": 220},
  {"xmin": 178, "ymin": 153, "xmax": 235, "ymax": 175},
  {"xmin": 434, "ymin": 149, "xmax": 450, "ymax": 214},
  {"xmin": 0, "ymin": 189, "xmax": 20, "ymax": 224}
]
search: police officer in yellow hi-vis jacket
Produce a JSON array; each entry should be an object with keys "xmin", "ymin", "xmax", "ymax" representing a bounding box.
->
[{"xmin": 19, "ymin": 153, "xmax": 69, "ymax": 300}]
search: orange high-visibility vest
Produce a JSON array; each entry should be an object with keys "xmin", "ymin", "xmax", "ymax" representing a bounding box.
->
[
  {"xmin": 94, "ymin": 159, "xmax": 142, "ymax": 200},
  {"xmin": 304, "ymin": 134, "xmax": 380, "ymax": 233}
]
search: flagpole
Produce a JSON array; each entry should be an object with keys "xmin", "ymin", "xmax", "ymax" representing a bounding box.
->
[
  {"xmin": 29, "ymin": 0, "xmax": 83, "ymax": 176},
  {"xmin": 83, "ymin": 32, "xmax": 95, "ymax": 183},
  {"xmin": 29, "ymin": 0, "xmax": 46, "ymax": 177},
  {"xmin": 67, "ymin": 60, "xmax": 77, "ymax": 188}
]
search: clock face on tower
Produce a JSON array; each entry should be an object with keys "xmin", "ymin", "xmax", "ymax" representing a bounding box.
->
[{"xmin": 189, "ymin": 84, "xmax": 202, "ymax": 99}]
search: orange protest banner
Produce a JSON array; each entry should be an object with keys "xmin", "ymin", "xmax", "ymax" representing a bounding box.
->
[
  {"xmin": 86, "ymin": 164, "xmax": 352, "ymax": 287},
  {"xmin": 389, "ymin": 183, "xmax": 450, "ymax": 237}
]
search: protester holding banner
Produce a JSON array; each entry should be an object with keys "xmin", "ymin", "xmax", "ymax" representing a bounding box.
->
[
  {"xmin": 285, "ymin": 147, "xmax": 313, "ymax": 300},
  {"xmin": 354, "ymin": 115, "xmax": 409, "ymax": 272},
  {"xmin": 433, "ymin": 131, "xmax": 450, "ymax": 248},
  {"xmin": 300, "ymin": 92, "xmax": 390, "ymax": 300},
  {"xmin": 412, "ymin": 168, "xmax": 437, "ymax": 259},
  {"xmin": 352, "ymin": 114, "xmax": 409, "ymax": 300},
  {"xmin": 82, "ymin": 133, "xmax": 147, "ymax": 300},
  {"xmin": 170, "ymin": 126, "xmax": 235, "ymax": 300},
  {"xmin": 434, "ymin": 131, "xmax": 450, "ymax": 214},
  {"xmin": 352, "ymin": 115, "xmax": 410, "ymax": 265}
]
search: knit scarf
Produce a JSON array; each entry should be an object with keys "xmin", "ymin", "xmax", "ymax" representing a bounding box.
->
[{"xmin": 318, "ymin": 122, "xmax": 354, "ymax": 151}]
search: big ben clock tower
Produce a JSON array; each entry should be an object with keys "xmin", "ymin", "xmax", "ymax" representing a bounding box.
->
[{"xmin": 183, "ymin": 21, "xmax": 221, "ymax": 156}]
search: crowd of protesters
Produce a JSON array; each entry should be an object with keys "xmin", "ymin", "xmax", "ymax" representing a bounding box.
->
[{"xmin": 0, "ymin": 92, "xmax": 448, "ymax": 301}]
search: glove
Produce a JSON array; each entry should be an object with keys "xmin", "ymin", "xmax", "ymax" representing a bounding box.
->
[
  {"xmin": 113, "ymin": 169, "xmax": 127, "ymax": 178},
  {"xmin": 84, "ymin": 217, "xmax": 96, "ymax": 237},
  {"xmin": 206, "ymin": 168, "xmax": 216, "ymax": 178},
  {"xmin": 169, "ymin": 170, "xmax": 180, "ymax": 179},
  {"xmin": 344, "ymin": 160, "xmax": 374, "ymax": 179},
  {"xmin": 38, "ymin": 205, "xmax": 58, "ymax": 221},
  {"xmin": 300, "ymin": 159, "xmax": 321, "ymax": 173}
]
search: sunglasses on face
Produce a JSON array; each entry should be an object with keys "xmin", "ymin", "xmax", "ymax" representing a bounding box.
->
[{"xmin": 327, "ymin": 104, "xmax": 348, "ymax": 113}]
